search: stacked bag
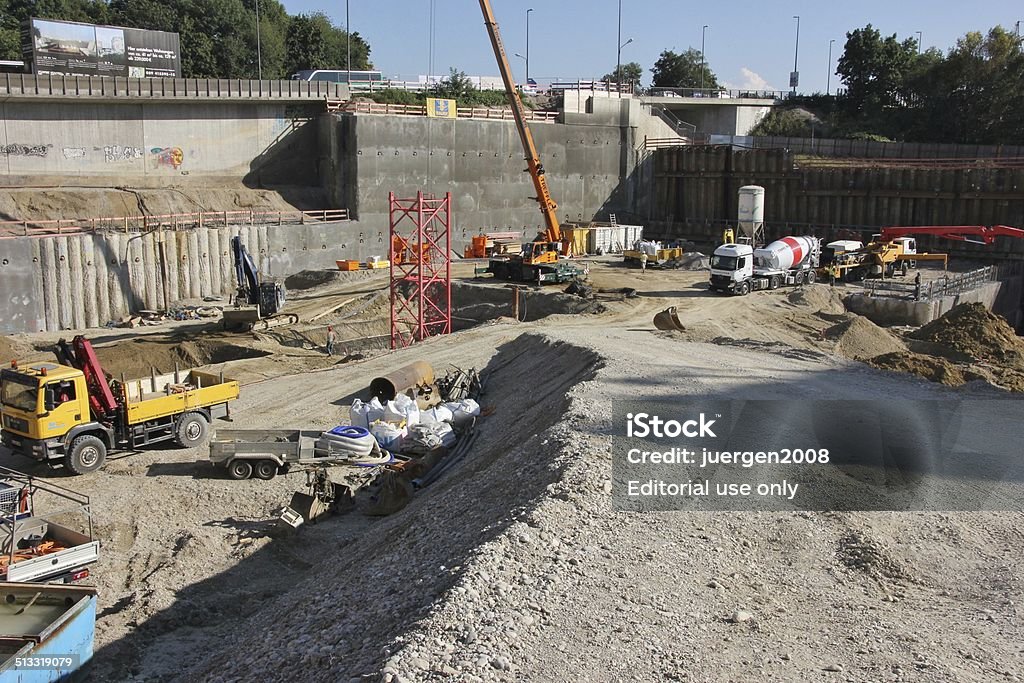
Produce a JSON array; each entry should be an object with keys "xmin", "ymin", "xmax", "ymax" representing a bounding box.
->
[{"xmin": 349, "ymin": 394, "xmax": 482, "ymax": 454}]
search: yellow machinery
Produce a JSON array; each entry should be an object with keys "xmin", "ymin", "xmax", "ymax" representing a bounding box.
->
[
  {"xmin": 623, "ymin": 245, "xmax": 684, "ymax": 266},
  {"xmin": 479, "ymin": 0, "xmax": 584, "ymax": 284},
  {"xmin": 1, "ymin": 336, "xmax": 238, "ymax": 474}
]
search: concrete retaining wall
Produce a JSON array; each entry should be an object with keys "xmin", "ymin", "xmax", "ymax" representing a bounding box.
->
[
  {"xmin": 0, "ymin": 100, "xmax": 319, "ymax": 185},
  {"xmin": 323, "ymin": 113, "xmax": 633, "ymax": 240},
  {"xmin": 844, "ymin": 281, "xmax": 1009, "ymax": 327}
]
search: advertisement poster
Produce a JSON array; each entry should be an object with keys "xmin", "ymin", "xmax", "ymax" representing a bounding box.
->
[{"xmin": 22, "ymin": 18, "xmax": 181, "ymax": 78}]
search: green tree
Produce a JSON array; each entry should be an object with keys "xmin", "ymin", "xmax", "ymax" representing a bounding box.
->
[
  {"xmin": 431, "ymin": 67, "xmax": 476, "ymax": 100},
  {"xmin": 602, "ymin": 61, "xmax": 643, "ymax": 90},
  {"xmin": 650, "ymin": 49, "xmax": 718, "ymax": 89},
  {"xmin": 285, "ymin": 13, "xmax": 328, "ymax": 73},
  {"xmin": 836, "ymin": 25, "xmax": 917, "ymax": 120}
]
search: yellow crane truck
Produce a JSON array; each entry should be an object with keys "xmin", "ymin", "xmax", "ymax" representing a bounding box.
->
[{"xmin": 1, "ymin": 336, "xmax": 238, "ymax": 474}]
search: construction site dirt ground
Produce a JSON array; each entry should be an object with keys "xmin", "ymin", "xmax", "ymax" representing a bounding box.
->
[{"xmin": 1, "ymin": 258, "xmax": 1022, "ymax": 682}]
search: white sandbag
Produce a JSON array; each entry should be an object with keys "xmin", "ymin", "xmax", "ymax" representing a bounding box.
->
[
  {"xmin": 407, "ymin": 422, "xmax": 457, "ymax": 450},
  {"xmin": 443, "ymin": 398, "xmax": 481, "ymax": 427},
  {"xmin": 383, "ymin": 393, "xmax": 420, "ymax": 427},
  {"xmin": 420, "ymin": 405, "xmax": 455, "ymax": 425},
  {"xmin": 350, "ymin": 397, "xmax": 386, "ymax": 429},
  {"xmin": 370, "ymin": 421, "xmax": 407, "ymax": 451}
]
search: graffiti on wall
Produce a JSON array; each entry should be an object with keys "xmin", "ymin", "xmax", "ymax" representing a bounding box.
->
[
  {"xmin": 103, "ymin": 145, "xmax": 144, "ymax": 163},
  {"xmin": 151, "ymin": 147, "xmax": 184, "ymax": 169},
  {"xmin": 1, "ymin": 143, "xmax": 52, "ymax": 157},
  {"xmin": 62, "ymin": 147, "xmax": 86, "ymax": 159}
]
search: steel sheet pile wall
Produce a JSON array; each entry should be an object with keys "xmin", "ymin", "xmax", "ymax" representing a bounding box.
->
[{"xmin": 649, "ymin": 146, "xmax": 1024, "ymax": 260}]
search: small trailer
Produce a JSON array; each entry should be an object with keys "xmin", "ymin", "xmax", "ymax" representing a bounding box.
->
[
  {"xmin": 0, "ymin": 467, "xmax": 98, "ymax": 584},
  {"xmin": 0, "ymin": 582, "xmax": 97, "ymax": 681},
  {"xmin": 209, "ymin": 428, "xmax": 390, "ymax": 481}
]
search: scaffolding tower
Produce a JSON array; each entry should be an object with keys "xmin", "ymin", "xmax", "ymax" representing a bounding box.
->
[{"xmin": 388, "ymin": 192, "xmax": 452, "ymax": 349}]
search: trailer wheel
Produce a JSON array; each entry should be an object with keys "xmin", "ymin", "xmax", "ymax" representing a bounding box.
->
[
  {"xmin": 175, "ymin": 413, "xmax": 209, "ymax": 448},
  {"xmin": 737, "ymin": 281, "xmax": 750, "ymax": 296},
  {"xmin": 227, "ymin": 459, "xmax": 253, "ymax": 480},
  {"xmin": 64, "ymin": 435, "xmax": 107, "ymax": 475},
  {"xmin": 254, "ymin": 460, "xmax": 278, "ymax": 480},
  {"xmin": 807, "ymin": 270, "xmax": 816, "ymax": 284},
  {"xmin": 769, "ymin": 276, "xmax": 780, "ymax": 290}
]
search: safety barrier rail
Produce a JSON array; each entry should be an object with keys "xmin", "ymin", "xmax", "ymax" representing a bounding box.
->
[
  {"xmin": 327, "ymin": 99, "xmax": 559, "ymax": 122},
  {"xmin": 860, "ymin": 266, "xmax": 997, "ymax": 301},
  {"xmin": 0, "ymin": 74, "xmax": 348, "ymax": 101},
  {"xmin": 0, "ymin": 208, "xmax": 350, "ymax": 239},
  {"xmin": 645, "ymin": 87, "xmax": 785, "ymax": 100}
]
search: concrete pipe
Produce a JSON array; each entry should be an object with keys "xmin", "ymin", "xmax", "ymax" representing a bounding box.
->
[{"xmin": 370, "ymin": 361, "xmax": 435, "ymax": 402}]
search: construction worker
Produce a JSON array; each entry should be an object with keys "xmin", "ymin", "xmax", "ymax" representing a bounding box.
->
[
  {"xmin": 639, "ymin": 250, "xmax": 648, "ymax": 274},
  {"xmin": 914, "ymin": 271, "xmax": 922, "ymax": 301},
  {"xmin": 326, "ymin": 326, "xmax": 336, "ymax": 356}
]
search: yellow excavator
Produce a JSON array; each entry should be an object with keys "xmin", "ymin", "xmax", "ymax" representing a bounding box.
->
[{"xmin": 479, "ymin": 0, "xmax": 585, "ymax": 285}]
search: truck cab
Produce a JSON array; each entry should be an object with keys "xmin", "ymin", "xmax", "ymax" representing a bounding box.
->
[
  {"xmin": 1, "ymin": 363, "xmax": 92, "ymax": 462},
  {"xmin": 709, "ymin": 243, "xmax": 754, "ymax": 293}
]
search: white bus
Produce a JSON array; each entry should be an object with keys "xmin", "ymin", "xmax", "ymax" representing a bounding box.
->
[{"xmin": 290, "ymin": 69, "xmax": 383, "ymax": 84}]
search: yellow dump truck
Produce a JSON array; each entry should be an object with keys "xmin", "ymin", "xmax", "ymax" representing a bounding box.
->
[{"xmin": 1, "ymin": 336, "xmax": 238, "ymax": 474}]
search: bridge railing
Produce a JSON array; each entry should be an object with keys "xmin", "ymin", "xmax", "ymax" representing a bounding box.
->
[
  {"xmin": 327, "ymin": 99, "xmax": 559, "ymax": 122},
  {"xmin": 0, "ymin": 74, "xmax": 348, "ymax": 100},
  {"xmin": 645, "ymin": 87, "xmax": 785, "ymax": 100},
  {"xmin": 0, "ymin": 208, "xmax": 350, "ymax": 239}
]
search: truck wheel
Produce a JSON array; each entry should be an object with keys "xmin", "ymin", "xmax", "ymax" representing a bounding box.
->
[
  {"xmin": 254, "ymin": 460, "xmax": 278, "ymax": 480},
  {"xmin": 737, "ymin": 281, "xmax": 750, "ymax": 296},
  {"xmin": 64, "ymin": 435, "xmax": 107, "ymax": 475},
  {"xmin": 227, "ymin": 459, "xmax": 253, "ymax": 480},
  {"xmin": 769, "ymin": 276, "xmax": 780, "ymax": 290},
  {"xmin": 175, "ymin": 413, "xmax": 209, "ymax": 448},
  {"xmin": 807, "ymin": 270, "xmax": 816, "ymax": 284}
]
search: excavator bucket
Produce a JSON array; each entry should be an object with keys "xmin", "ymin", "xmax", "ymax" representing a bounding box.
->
[
  {"xmin": 287, "ymin": 491, "xmax": 330, "ymax": 524},
  {"xmin": 222, "ymin": 305, "xmax": 261, "ymax": 331},
  {"xmin": 653, "ymin": 306, "xmax": 685, "ymax": 331}
]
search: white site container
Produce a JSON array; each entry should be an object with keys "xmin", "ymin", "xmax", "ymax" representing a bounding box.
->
[{"xmin": 589, "ymin": 224, "xmax": 643, "ymax": 254}]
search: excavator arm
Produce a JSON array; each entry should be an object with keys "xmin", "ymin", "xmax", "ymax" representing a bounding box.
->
[
  {"xmin": 478, "ymin": 0, "xmax": 562, "ymax": 249},
  {"xmin": 880, "ymin": 225, "xmax": 1024, "ymax": 245}
]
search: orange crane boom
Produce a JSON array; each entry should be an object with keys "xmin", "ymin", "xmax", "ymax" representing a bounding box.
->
[
  {"xmin": 880, "ymin": 225, "xmax": 1024, "ymax": 245},
  {"xmin": 478, "ymin": 0, "xmax": 561, "ymax": 247}
]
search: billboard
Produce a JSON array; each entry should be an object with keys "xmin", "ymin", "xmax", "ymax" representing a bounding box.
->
[{"xmin": 22, "ymin": 18, "xmax": 181, "ymax": 78}]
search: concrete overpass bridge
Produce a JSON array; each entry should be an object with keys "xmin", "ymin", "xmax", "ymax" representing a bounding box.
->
[{"xmin": 640, "ymin": 87, "xmax": 781, "ymax": 137}]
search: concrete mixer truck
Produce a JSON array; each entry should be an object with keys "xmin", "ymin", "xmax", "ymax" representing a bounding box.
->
[{"xmin": 709, "ymin": 236, "xmax": 821, "ymax": 295}]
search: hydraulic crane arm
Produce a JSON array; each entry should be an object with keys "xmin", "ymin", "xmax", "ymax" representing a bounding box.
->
[
  {"xmin": 231, "ymin": 236, "xmax": 261, "ymax": 305},
  {"xmin": 880, "ymin": 225, "xmax": 1024, "ymax": 245},
  {"xmin": 478, "ymin": 0, "xmax": 561, "ymax": 245}
]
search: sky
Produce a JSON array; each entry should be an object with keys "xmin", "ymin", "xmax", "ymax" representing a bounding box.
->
[{"xmin": 282, "ymin": 0, "xmax": 1023, "ymax": 93}]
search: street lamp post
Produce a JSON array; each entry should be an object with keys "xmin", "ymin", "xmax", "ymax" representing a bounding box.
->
[
  {"xmin": 615, "ymin": 0, "xmax": 623, "ymax": 96},
  {"xmin": 826, "ymin": 39, "xmax": 835, "ymax": 95},
  {"xmin": 700, "ymin": 25, "xmax": 709, "ymax": 92},
  {"xmin": 255, "ymin": 0, "xmax": 262, "ymax": 79},
  {"xmin": 791, "ymin": 15, "xmax": 800, "ymax": 96},
  {"xmin": 346, "ymin": 0, "xmax": 351, "ymax": 86},
  {"xmin": 528, "ymin": 8, "xmax": 536, "ymax": 86},
  {"xmin": 916, "ymin": 31, "xmax": 922, "ymax": 54}
]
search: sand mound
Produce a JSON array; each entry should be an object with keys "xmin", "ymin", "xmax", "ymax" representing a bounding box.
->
[
  {"xmin": 0, "ymin": 335, "xmax": 42, "ymax": 363},
  {"xmin": 786, "ymin": 284, "xmax": 846, "ymax": 315},
  {"xmin": 909, "ymin": 303, "xmax": 1024, "ymax": 363},
  {"xmin": 866, "ymin": 352, "xmax": 965, "ymax": 387},
  {"xmin": 284, "ymin": 269, "xmax": 378, "ymax": 291},
  {"xmin": 665, "ymin": 252, "xmax": 710, "ymax": 270},
  {"xmin": 824, "ymin": 316, "xmax": 906, "ymax": 360}
]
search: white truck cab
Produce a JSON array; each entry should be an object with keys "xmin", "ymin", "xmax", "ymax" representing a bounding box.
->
[{"xmin": 709, "ymin": 244, "xmax": 755, "ymax": 293}]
